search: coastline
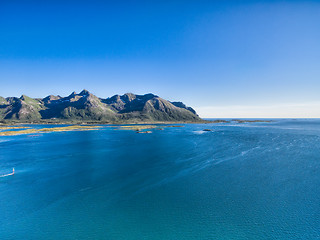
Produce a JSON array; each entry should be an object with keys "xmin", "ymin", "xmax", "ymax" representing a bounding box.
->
[
  {"xmin": 0, "ymin": 123, "xmax": 185, "ymax": 136},
  {"xmin": 0, "ymin": 119, "xmax": 273, "ymax": 136},
  {"xmin": 0, "ymin": 120, "xmax": 209, "ymax": 126},
  {"xmin": 0, "ymin": 119, "xmax": 272, "ymax": 126}
]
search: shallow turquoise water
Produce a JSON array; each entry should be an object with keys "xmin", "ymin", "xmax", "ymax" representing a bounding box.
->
[{"xmin": 1, "ymin": 120, "xmax": 320, "ymax": 239}]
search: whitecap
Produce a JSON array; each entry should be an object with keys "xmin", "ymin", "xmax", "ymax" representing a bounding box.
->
[{"xmin": 193, "ymin": 131, "xmax": 206, "ymax": 134}]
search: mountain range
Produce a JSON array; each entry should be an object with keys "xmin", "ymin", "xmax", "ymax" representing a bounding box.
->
[{"xmin": 0, "ymin": 90, "xmax": 202, "ymax": 123}]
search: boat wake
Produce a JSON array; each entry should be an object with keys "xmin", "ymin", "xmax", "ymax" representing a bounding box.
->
[
  {"xmin": 0, "ymin": 173, "xmax": 13, "ymax": 178},
  {"xmin": 0, "ymin": 168, "xmax": 15, "ymax": 178}
]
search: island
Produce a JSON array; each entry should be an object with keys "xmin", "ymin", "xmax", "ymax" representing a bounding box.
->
[{"xmin": 0, "ymin": 90, "xmax": 204, "ymax": 124}]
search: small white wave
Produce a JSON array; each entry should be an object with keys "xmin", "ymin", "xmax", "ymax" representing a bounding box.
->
[
  {"xmin": 79, "ymin": 187, "xmax": 92, "ymax": 192},
  {"xmin": 193, "ymin": 130, "xmax": 214, "ymax": 135},
  {"xmin": 193, "ymin": 131, "xmax": 206, "ymax": 135}
]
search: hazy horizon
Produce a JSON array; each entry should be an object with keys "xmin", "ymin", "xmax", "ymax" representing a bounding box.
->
[
  {"xmin": 1, "ymin": 89, "xmax": 320, "ymax": 118},
  {"xmin": 1, "ymin": 1, "xmax": 320, "ymax": 118}
]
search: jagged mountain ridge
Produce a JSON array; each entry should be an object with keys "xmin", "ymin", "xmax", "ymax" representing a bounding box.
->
[{"xmin": 0, "ymin": 90, "xmax": 201, "ymax": 122}]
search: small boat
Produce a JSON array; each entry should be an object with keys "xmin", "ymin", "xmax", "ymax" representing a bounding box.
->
[{"xmin": 0, "ymin": 168, "xmax": 15, "ymax": 177}]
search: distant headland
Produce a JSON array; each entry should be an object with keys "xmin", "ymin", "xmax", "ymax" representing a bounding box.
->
[{"xmin": 0, "ymin": 90, "xmax": 204, "ymax": 124}]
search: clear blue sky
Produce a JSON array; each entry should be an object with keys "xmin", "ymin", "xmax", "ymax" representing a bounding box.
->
[{"xmin": 1, "ymin": 0, "xmax": 320, "ymax": 117}]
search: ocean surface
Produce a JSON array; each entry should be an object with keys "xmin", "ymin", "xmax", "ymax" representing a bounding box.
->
[{"xmin": 1, "ymin": 119, "xmax": 320, "ymax": 239}]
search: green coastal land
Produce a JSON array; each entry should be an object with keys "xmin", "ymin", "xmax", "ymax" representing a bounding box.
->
[
  {"xmin": 0, "ymin": 125, "xmax": 102, "ymax": 136},
  {"xmin": 0, "ymin": 124, "xmax": 187, "ymax": 136}
]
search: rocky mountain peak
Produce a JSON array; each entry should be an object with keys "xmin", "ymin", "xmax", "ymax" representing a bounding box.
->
[
  {"xmin": 68, "ymin": 91, "xmax": 77, "ymax": 98},
  {"xmin": 20, "ymin": 95, "xmax": 30, "ymax": 101},
  {"xmin": 43, "ymin": 95, "xmax": 61, "ymax": 103},
  {"xmin": 121, "ymin": 93, "xmax": 136, "ymax": 103},
  {"xmin": 79, "ymin": 89, "xmax": 91, "ymax": 96}
]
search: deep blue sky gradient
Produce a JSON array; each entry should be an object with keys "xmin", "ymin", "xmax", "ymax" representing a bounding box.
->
[{"xmin": 1, "ymin": 1, "xmax": 320, "ymax": 117}]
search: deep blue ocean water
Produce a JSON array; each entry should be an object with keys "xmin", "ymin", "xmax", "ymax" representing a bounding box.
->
[{"xmin": 1, "ymin": 119, "xmax": 320, "ymax": 239}]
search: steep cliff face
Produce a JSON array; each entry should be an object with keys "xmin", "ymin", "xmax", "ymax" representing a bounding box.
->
[
  {"xmin": 171, "ymin": 101, "xmax": 197, "ymax": 115},
  {"xmin": 142, "ymin": 97, "xmax": 200, "ymax": 121},
  {"xmin": 0, "ymin": 90, "xmax": 202, "ymax": 122}
]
